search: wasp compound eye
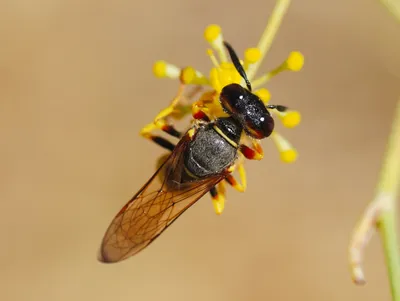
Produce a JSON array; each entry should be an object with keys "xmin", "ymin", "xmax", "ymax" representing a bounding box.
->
[
  {"xmin": 244, "ymin": 113, "xmax": 275, "ymax": 139},
  {"xmin": 220, "ymin": 83, "xmax": 248, "ymax": 115},
  {"xmin": 220, "ymin": 83, "xmax": 274, "ymax": 139}
]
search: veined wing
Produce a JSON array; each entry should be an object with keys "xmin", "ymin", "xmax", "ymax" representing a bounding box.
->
[{"xmin": 99, "ymin": 134, "xmax": 227, "ymax": 263}]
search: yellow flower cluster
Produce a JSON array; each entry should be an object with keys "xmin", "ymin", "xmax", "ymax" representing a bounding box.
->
[{"xmin": 152, "ymin": 22, "xmax": 303, "ymax": 163}]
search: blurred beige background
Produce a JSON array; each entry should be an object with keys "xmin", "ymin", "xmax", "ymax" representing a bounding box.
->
[{"xmin": 1, "ymin": 0, "xmax": 400, "ymax": 300}]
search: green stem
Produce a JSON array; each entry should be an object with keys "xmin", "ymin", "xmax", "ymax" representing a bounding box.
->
[
  {"xmin": 380, "ymin": 0, "xmax": 400, "ymax": 22},
  {"xmin": 376, "ymin": 2, "xmax": 400, "ymax": 297},
  {"xmin": 379, "ymin": 210, "xmax": 400, "ymax": 300},
  {"xmin": 247, "ymin": 0, "xmax": 291, "ymax": 81},
  {"xmin": 376, "ymin": 100, "xmax": 400, "ymax": 300}
]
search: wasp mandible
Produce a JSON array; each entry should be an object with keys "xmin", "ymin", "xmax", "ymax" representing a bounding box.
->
[{"xmin": 98, "ymin": 41, "xmax": 291, "ymax": 263}]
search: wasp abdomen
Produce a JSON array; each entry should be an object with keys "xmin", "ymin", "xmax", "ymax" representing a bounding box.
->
[{"xmin": 184, "ymin": 126, "xmax": 237, "ymax": 178}]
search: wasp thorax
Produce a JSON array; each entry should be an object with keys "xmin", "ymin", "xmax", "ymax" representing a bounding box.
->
[{"xmin": 220, "ymin": 83, "xmax": 274, "ymax": 139}]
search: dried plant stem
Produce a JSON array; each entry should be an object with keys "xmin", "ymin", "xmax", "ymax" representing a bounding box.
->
[
  {"xmin": 349, "ymin": 100, "xmax": 400, "ymax": 300},
  {"xmin": 246, "ymin": 0, "xmax": 291, "ymax": 81}
]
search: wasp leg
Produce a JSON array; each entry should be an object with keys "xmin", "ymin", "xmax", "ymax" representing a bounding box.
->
[
  {"xmin": 140, "ymin": 85, "xmax": 188, "ymax": 151},
  {"xmin": 140, "ymin": 117, "xmax": 180, "ymax": 151},
  {"xmin": 192, "ymin": 101, "xmax": 211, "ymax": 122},
  {"xmin": 239, "ymin": 140, "xmax": 264, "ymax": 160},
  {"xmin": 154, "ymin": 83, "xmax": 187, "ymax": 121},
  {"xmin": 141, "ymin": 118, "xmax": 182, "ymax": 139},
  {"xmin": 266, "ymin": 104, "xmax": 288, "ymax": 112},
  {"xmin": 210, "ymin": 181, "xmax": 226, "ymax": 215},
  {"xmin": 146, "ymin": 136, "xmax": 176, "ymax": 152},
  {"xmin": 153, "ymin": 128, "xmax": 200, "ymax": 183},
  {"xmin": 225, "ymin": 162, "xmax": 247, "ymax": 192},
  {"xmin": 191, "ymin": 88, "xmax": 230, "ymax": 122},
  {"xmin": 209, "ymin": 156, "xmax": 248, "ymax": 214}
]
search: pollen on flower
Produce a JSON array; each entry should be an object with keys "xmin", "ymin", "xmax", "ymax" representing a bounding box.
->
[
  {"xmin": 243, "ymin": 48, "xmax": 262, "ymax": 85},
  {"xmin": 280, "ymin": 149, "xmax": 298, "ymax": 163},
  {"xmin": 151, "ymin": 20, "xmax": 303, "ymax": 165},
  {"xmin": 204, "ymin": 24, "xmax": 221, "ymax": 43},
  {"xmin": 209, "ymin": 62, "xmax": 241, "ymax": 93},
  {"xmin": 181, "ymin": 67, "xmax": 209, "ymax": 85},
  {"xmin": 244, "ymin": 48, "xmax": 261, "ymax": 66},
  {"xmin": 252, "ymin": 50, "xmax": 305, "ymax": 88},
  {"xmin": 206, "ymin": 49, "xmax": 220, "ymax": 68},
  {"xmin": 245, "ymin": 48, "xmax": 261, "ymax": 63},
  {"xmin": 286, "ymin": 51, "xmax": 304, "ymax": 72},
  {"xmin": 278, "ymin": 110, "xmax": 301, "ymax": 128},
  {"xmin": 254, "ymin": 88, "xmax": 271, "ymax": 104},
  {"xmin": 204, "ymin": 24, "xmax": 228, "ymax": 62},
  {"xmin": 153, "ymin": 61, "xmax": 180, "ymax": 79},
  {"xmin": 271, "ymin": 132, "xmax": 298, "ymax": 163}
]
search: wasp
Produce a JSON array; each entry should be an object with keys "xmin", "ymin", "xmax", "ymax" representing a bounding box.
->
[{"xmin": 98, "ymin": 41, "xmax": 290, "ymax": 263}]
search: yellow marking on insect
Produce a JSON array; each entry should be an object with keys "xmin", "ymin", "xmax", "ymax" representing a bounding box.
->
[
  {"xmin": 187, "ymin": 128, "xmax": 196, "ymax": 139},
  {"xmin": 183, "ymin": 166, "xmax": 199, "ymax": 179},
  {"xmin": 212, "ymin": 125, "xmax": 238, "ymax": 148}
]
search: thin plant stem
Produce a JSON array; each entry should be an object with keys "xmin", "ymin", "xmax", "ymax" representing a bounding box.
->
[
  {"xmin": 349, "ymin": 100, "xmax": 400, "ymax": 300},
  {"xmin": 380, "ymin": 0, "xmax": 400, "ymax": 22},
  {"xmin": 247, "ymin": 0, "xmax": 291, "ymax": 81},
  {"xmin": 376, "ymin": 100, "xmax": 400, "ymax": 300}
]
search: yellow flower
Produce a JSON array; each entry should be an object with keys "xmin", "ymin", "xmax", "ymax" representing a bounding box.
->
[{"xmin": 151, "ymin": 0, "xmax": 303, "ymax": 163}]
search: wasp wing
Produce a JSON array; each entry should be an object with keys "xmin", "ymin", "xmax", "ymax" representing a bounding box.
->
[{"xmin": 99, "ymin": 134, "xmax": 227, "ymax": 263}]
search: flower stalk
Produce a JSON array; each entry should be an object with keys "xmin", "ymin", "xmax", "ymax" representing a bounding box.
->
[
  {"xmin": 349, "ymin": 100, "xmax": 400, "ymax": 300},
  {"xmin": 152, "ymin": 0, "xmax": 303, "ymax": 164},
  {"xmin": 246, "ymin": 0, "xmax": 292, "ymax": 81},
  {"xmin": 380, "ymin": 0, "xmax": 400, "ymax": 22}
]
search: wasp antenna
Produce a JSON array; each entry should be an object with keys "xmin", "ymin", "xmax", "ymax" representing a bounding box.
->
[
  {"xmin": 267, "ymin": 104, "xmax": 288, "ymax": 112},
  {"xmin": 223, "ymin": 41, "xmax": 252, "ymax": 91}
]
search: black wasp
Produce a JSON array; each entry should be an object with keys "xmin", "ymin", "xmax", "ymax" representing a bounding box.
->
[{"xmin": 98, "ymin": 41, "xmax": 289, "ymax": 263}]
